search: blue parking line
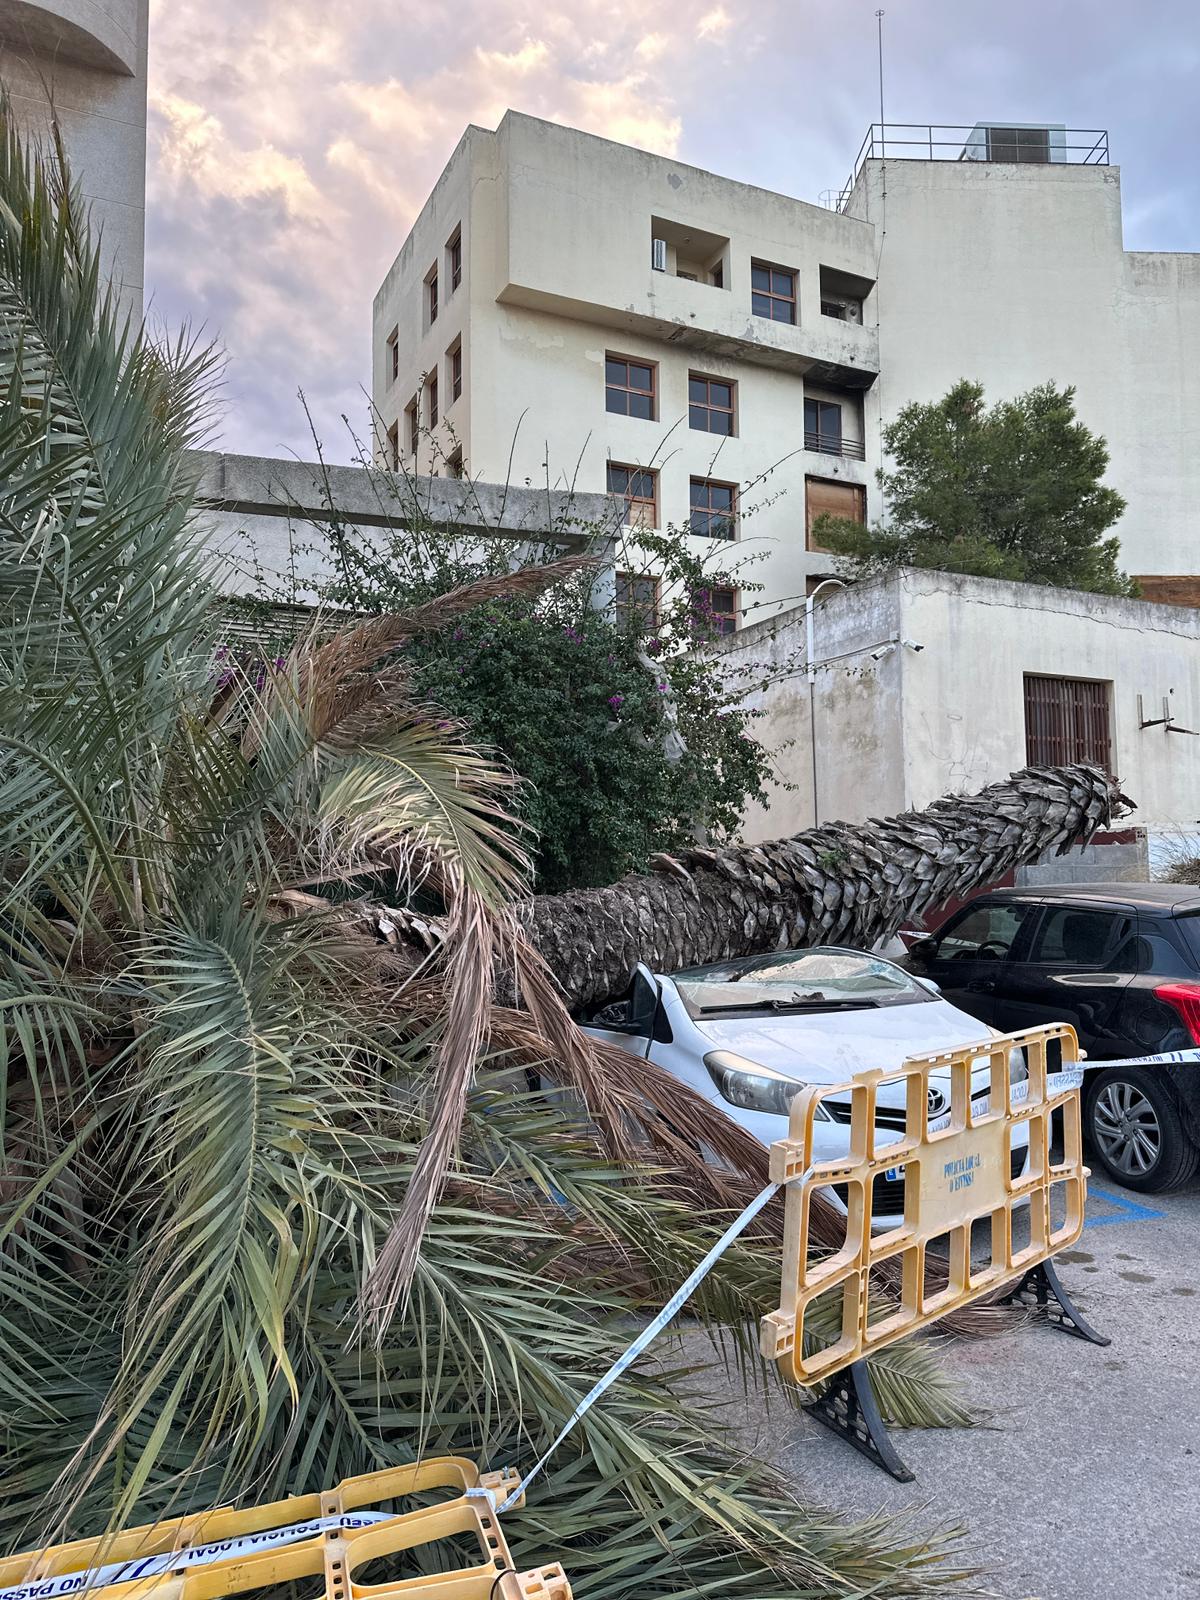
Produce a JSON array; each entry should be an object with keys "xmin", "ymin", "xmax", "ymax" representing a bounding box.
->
[{"xmin": 1084, "ymin": 1186, "xmax": 1165, "ymax": 1227}]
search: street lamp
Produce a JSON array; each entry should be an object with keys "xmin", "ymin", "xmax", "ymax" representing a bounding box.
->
[
  {"xmin": 806, "ymin": 578, "xmax": 848, "ymax": 683},
  {"xmin": 805, "ymin": 578, "xmax": 847, "ymax": 825}
]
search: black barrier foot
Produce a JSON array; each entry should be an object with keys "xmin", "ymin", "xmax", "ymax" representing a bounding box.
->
[
  {"xmin": 803, "ymin": 1359, "xmax": 916, "ymax": 1482},
  {"xmin": 1000, "ymin": 1259, "xmax": 1111, "ymax": 1346}
]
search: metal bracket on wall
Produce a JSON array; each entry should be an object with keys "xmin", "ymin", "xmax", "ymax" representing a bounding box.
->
[{"xmin": 1137, "ymin": 693, "xmax": 1199, "ymax": 735}]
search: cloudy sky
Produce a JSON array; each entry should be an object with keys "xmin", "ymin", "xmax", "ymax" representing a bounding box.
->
[{"xmin": 145, "ymin": 0, "xmax": 1199, "ymax": 463}]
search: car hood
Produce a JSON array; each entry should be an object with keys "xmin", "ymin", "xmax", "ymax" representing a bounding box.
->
[{"xmin": 696, "ymin": 1000, "xmax": 995, "ymax": 1084}]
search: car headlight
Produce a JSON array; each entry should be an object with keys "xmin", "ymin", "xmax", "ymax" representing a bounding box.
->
[{"xmin": 703, "ymin": 1050, "xmax": 831, "ymax": 1119}]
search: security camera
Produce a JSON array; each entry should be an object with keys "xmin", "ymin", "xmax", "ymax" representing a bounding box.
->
[
  {"xmin": 902, "ymin": 638, "xmax": 925, "ymax": 652},
  {"xmin": 869, "ymin": 644, "xmax": 894, "ymax": 662}
]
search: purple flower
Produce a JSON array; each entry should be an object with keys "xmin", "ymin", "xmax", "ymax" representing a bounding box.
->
[
  {"xmin": 657, "ymin": 682, "xmax": 668, "ymax": 693},
  {"xmin": 214, "ymin": 645, "xmax": 228, "ymax": 660},
  {"xmin": 607, "ymin": 693, "xmax": 625, "ymax": 709},
  {"xmin": 273, "ymin": 655, "xmax": 285, "ymax": 670},
  {"xmin": 452, "ymin": 626, "xmax": 465, "ymax": 642}
]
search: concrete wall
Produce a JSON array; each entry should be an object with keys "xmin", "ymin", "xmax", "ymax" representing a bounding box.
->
[
  {"xmin": 0, "ymin": 0, "xmax": 147, "ymax": 308},
  {"xmin": 190, "ymin": 448, "xmax": 616, "ymax": 602},
  {"xmin": 372, "ymin": 112, "xmax": 881, "ymax": 622},
  {"xmin": 722, "ymin": 568, "xmax": 1200, "ymax": 845},
  {"xmin": 845, "ymin": 157, "xmax": 1200, "ymax": 589}
]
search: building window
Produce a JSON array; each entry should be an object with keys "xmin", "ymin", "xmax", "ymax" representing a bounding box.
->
[
  {"xmin": 448, "ymin": 341, "xmax": 462, "ymax": 403},
  {"xmin": 605, "ymin": 355, "xmax": 656, "ymax": 419},
  {"xmin": 447, "ymin": 447, "xmax": 464, "ymax": 479},
  {"xmin": 691, "ymin": 584, "xmax": 738, "ymax": 635},
  {"xmin": 405, "ymin": 396, "xmax": 419, "ymax": 455},
  {"xmin": 427, "ymin": 268, "xmax": 439, "ymax": 325},
  {"xmin": 386, "ymin": 421, "xmax": 399, "ymax": 470},
  {"xmin": 689, "ymin": 477, "xmax": 737, "ymax": 539},
  {"xmin": 386, "ymin": 327, "xmax": 399, "ymax": 384},
  {"xmin": 607, "ymin": 463, "xmax": 658, "ymax": 528},
  {"xmin": 447, "ymin": 227, "xmax": 462, "ymax": 292},
  {"xmin": 805, "ymin": 478, "xmax": 865, "ymax": 551},
  {"xmin": 804, "ymin": 398, "xmax": 843, "ymax": 455},
  {"xmin": 427, "ymin": 372, "xmax": 438, "ymax": 427},
  {"xmin": 1024, "ymin": 675, "xmax": 1113, "ymax": 773},
  {"xmin": 688, "ymin": 373, "xmax": 735, "ymax": 435},
  {"xmin": 751, "ymin": 261, "xmax": 796, "ymax": 324},
  {"xmin": 616, "ymin": 571, "xmax": 660, "ymax": 629}
]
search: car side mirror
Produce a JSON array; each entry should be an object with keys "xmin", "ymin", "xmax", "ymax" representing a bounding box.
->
[
  {"xmin": 909, "ymin": 937, "xmax": 937, "ymax": 965},
  {"xmin": 914, "ymin": 975, "xmax": 942, "ymax": 996},
  {"xmin": 628, "ymin": 962, "xmax": 663, "ymax": 1038}
]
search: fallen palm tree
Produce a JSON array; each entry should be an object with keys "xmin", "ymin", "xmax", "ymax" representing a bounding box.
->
[{"xmin": 0, "ymin": 105, "xmax": 1121, "ymax": 1599}]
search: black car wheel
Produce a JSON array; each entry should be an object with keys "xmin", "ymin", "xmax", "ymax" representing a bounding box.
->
[{"xmin": 1086, "ymin": 1067, "xmax": 1200, "ymax": 1193}]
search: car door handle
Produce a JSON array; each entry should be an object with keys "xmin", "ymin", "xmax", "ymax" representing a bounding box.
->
[{"xmin": 966, "ymin": 976, "xmax": 996, "ymax": 993}]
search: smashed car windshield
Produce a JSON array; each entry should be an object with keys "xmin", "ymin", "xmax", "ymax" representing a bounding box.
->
[{"xmin": 673, "ymin": 947, "xmax": 930, "ymax": 1014}]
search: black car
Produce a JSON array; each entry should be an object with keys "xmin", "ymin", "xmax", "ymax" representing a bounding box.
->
[{"xmin": 907, "ymin": 883, "xmax": 1200, "ymax": 1193}]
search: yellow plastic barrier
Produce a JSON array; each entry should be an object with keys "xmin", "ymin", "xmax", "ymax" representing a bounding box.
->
[
  {"xmin": 0, "ymin": 1459, "xmax": 570, "ymax": 1600},
  {"xmin": 761, "ymin": 1023, "xmax": 1088, "ymax": 1384}
]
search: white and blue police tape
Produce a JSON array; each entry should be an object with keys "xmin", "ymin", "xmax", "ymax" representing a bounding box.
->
[
  {"xmin": 0, "ymin": 1514, "xmax": 395, "ymax": 1600},
  {"xmin": 496, "ymin": 1175, "xmax": 791, "ymax": 1514},
  {"xmin": 1080, "ymin": 1046, "xmax": 1200, "ymax": 1071}
]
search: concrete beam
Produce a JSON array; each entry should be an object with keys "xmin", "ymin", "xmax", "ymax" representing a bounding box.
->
[{"xmin": 189, "ymin": 450, "xmax": 617, "ymax": 542}]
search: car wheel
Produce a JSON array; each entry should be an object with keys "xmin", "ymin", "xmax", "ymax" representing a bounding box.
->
[{"xmin": 1086, "ymin": 1067, "xmax": 1200, "ymax": 1193}]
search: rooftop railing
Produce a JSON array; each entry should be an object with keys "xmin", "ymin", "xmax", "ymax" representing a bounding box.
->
[{"xmin": 819, "ymin": 123, "xmax": 1111, "ymax": 212}]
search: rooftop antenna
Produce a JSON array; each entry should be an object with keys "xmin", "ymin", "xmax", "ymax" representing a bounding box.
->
[{"xmin": 876, "ymin": 10, "xmax": 886, "ymax": 155}]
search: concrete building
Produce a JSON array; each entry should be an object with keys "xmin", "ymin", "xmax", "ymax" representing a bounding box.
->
[
  {"xmin": 373, "ymin": 113, "xmax": 1199, "ymax": 630},
  {"xmin": 372, "ymin": 111, "xmax": 879, "ymax": 632},
  {"xmin": 0, "ymin": 0, "xmax": 148, "ymax": 309},
  {"xmin": 723, "ymin": 568, "xmax": 1200, "ymax": 859}
]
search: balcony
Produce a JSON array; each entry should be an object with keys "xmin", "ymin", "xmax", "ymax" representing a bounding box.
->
[{"xmin": 804, "ymin": 432, "xmax": 865, "ymax": 461}]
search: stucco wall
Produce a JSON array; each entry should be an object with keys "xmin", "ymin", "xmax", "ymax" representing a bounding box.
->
[
  {"xmin": 846, "ymin": 158, "xmax": 1200, "ymax": 584},
  {"xmin": 0, "ymin": 0, "xmax": 147, "ymax": 307},
  {"xmin": 372, "ymin": 112, "xmax": 882, "ymax": 617},
  {"xmin": 724, "ymin": 569, "xmax": 1200, "ymax": 845}
]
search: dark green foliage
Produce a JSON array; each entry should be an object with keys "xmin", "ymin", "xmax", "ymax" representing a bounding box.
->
[
  {"xmin": 242, "ymin": 517, "xmax": 774, "ymax": 893},
  {"xmin": 816, "ymin": 380, "xmax": 1133, "ymax": 596}
]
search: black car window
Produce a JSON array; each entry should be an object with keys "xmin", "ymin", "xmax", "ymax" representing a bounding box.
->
[
  {"xmin": 1027, "ymin": 907, "xmax": 1131, "ymax": 968},
  {"xmin": 932, "ymin": 902, "xmax": 1026, "ymax": 961},
  {"xmin": 1171, "ymin": 911, "xmax": 1200, "ymax": 973}
]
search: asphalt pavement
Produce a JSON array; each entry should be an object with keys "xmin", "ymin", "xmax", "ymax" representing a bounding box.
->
[{"xmin": 744, "ymin": 1177, "xmax": 1200, "ymax": 1599}]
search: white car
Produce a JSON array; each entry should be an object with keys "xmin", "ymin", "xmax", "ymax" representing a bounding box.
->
[{"xmin": 580, "ymin": 945, "xmax": 1029, "ymax": 1226}]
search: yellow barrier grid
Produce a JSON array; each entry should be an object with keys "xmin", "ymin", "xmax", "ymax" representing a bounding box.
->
[
  {"xmin": 761, "ymin": 1023, "xmax": 1091, "ymax": 1385},
  {"xmin": 0, "ymin": 1460, "xmax": 570, "ymax": 1600}
]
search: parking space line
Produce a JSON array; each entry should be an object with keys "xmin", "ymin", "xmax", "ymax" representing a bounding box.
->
[{"xmin": 1084, "ymin": 1186, "xmax": 1165, "ymax": 1227}]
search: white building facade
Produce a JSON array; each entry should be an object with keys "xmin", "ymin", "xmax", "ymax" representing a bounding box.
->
[
  {"xmin": 0, "ymin": 0, "xmax": 148, "ymax": 310},
  {"xmin": 724, "ymin": 568, "xmax": 1200, "ymax": 855},
  {"xmin": 372, "ymin": 111, "xmax": 879, "ymax": 632},
  {"xmin": 373, "ymin": 113, "xmax": 1200, "ymax": 629}
]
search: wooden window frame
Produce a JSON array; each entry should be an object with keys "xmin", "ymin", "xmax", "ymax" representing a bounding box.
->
[
  {"xmin": 405, "ymin": 396, "xmax": 419, "ymax": 455},
  {"xmin": 689, "ymin": 476, "xmax": 738, "ymax": 540},
  {"xmin": 447, "ymin": 447, "xmax": 464, "ymax": 480},
  {"xmin": 616, "ymin": 570, "xmax": 661, "ymax": 630},
  {"xmin": 696, "ymin": 584, "xmax": 739, "ymax": 635},
  {"xmin": 805, "ymin": 477, "xmax": 865, "ymax": 552},
  {"xmin": 605, "ymin": 354, "xmax": 657, "ymax": 420},
  {"xmin": 386, "ymin": 326, "xmax": 399, "ymax": 385},
  {"xmin": 607, "ymin": 462, "xmax": 659, "ymax": 529},
  {"xmin": 688, "ymin": 372, "xmax": 736, "ymax": 436},
  {"xmin": 448, "ymin": 340, "xmax": 463, "ymax": 403},
  {"xmin": 447, "ymin": 227, "xmax": 462, "ymax": 292},
  {"xmin": 426, "ymin": 267, "xmax": 439, "ymax": 326},
  {"xmin": 751, "ymin": 260, "xmax": 797, "ymax": 324},
  {"xmin": 386, "ymin": 421, "xmax": 399, "ymax": 471},
  {"xmin": 427, "ymin": 371, "xmax": 439, "ymax": 428},
  {"xmin": 1024, "ymin": 674, "xmax": 1114, "ymax": 774}
]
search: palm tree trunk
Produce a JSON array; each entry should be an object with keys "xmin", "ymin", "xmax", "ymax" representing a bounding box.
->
[{"xmin": 520, "ymin": 763, "xmax": 1126, "ymax": 1009}]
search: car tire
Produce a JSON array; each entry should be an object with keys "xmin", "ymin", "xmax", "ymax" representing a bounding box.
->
[{"xmin": 1085, "ymin": 1067, "xmax": 1200, "ymax": 1193}]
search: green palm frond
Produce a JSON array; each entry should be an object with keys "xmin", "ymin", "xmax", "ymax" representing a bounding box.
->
[{"xmin": 0, "ymin": 96, "xmax": 988, "ymax": 1600}]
